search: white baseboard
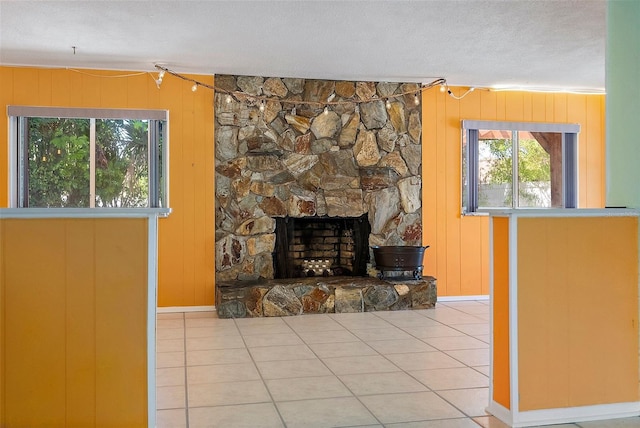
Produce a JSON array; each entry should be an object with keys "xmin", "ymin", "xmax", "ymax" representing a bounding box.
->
[
  {"xmin": 514, "ymin": 402, "xmax": 640, "ymax": 427},
  {"xmin": 488, "ymin": 400, "xmax": 640, "ymax": 427},
  {"xmin": 487, "ymin": 401, "xmax": 512, "ymax": 426},
  {"xmin": 438, "ymin": 295, "xmax": 490, "ymax": 302},
  {"xmin": 157, "ymin": 306, "xmax": 216, "ymax": 313}
]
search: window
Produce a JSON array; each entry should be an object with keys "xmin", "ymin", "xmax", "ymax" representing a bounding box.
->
[
  {"xmin": 8, "ymin": 107, "xmax": 168, "ymax": 208},
  {"xmin": 462, "ymin": 120, "xmax": 578, "ymax": 214}
]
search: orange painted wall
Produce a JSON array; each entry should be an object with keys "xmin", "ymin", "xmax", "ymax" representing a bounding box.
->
[
  {"xmin": 491, "ymin": 216, "xmax": 511, "ymax": 409},
  {"xmin": 421, "ymin": 88, "xmax": 605, "ymax": 296},
  {"xmin": 0, "ymin": 66, "xmax": 215, "ymax": 307},
  {"xmin": 1, "ymin": 70, "xmax": 606, "ymax": 304},
  {"xmin": 1, "ymin": 217, "xmax": 149, "ymax": 426},
  {"xmin": 517, "ymin": 216, "xmax": 638, "ymax": 411}
]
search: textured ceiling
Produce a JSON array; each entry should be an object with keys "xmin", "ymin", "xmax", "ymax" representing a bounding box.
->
[{"xmin": 0, "ymin": 1, "xmax": 606, "ymax": 91}]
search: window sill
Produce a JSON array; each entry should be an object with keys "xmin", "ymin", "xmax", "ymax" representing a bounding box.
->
[{"xmin": 0, "ymin": 207, "xmax": 171, "ymax": 219}]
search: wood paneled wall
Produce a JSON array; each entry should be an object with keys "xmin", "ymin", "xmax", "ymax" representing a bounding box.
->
[
  {"xmin": 1, "ymin": 218, "xmax": 149, "ymax": 426},
  {"xmin": 0, "ymin": 67, "xmax": 606, "ymax": 302},
  {"xmin": 517, "ymin": 216, "xmax": 638, "ymax": 410},
  {"xmin": 0, "ymin": 66, "xmax": 215, "ymax": 307},
  {"xmin": 421, "ymin": 88, "xmax": 605, "ymax": 296}
]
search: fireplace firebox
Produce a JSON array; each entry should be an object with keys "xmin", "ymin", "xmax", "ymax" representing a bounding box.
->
[{"xmin": 273, "ymin": 215, "xmax": 371, "ymax": 278}]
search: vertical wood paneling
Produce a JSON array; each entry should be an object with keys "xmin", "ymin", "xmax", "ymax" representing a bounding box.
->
[
  {"xmin": 65, "ymin": 219, "xmax": 97, "ymax": 426},
  {"xmin": 422, "ymin": 89, "xmax": 439, "ymax": 287},
  {"xmin": 0, "ymin": 68, "xmax": 13, "ymax": 206},
  {"xmin": 504, "ymin": 92, "xmax": 524, "ymax": 121},
  {"xmin": 0, "ymin": 66, "xmax": 215, "ymax": 307},
  {"xmin": 12, "ymin": 68, "xmax": 39, "ymax": 105},
  {"xmin": 192, "ymin": 88, "xmax": 206, "ymax": 304},
  {"xmin": 3, "ymin": 220, "xmax": 67, "ymax": 426},
  {"xmin": 81, "ymin": 73, "xmax": 101, "ymax": 107},
  {"xmin": 193, "ymin": 77, "xmax": 213, "ymax": 304},
  {"xmin": 567, "ymin": 95, "xmax": 588, "ymax": 205},
  {"xmin": 159, "ymin": 77, "xmax": 186, "ymax": 305},
  {"xmin": 99, "ymin": 71, "xmax": 123, "ymax": 107},
  {"xmin": 518, "ymin": 217, "xmax": 638, "ymax": 410},
  {"xmin": 37, "ymin": 69, "xmax": 53, "ymax": 106},
  {"xmin": 531, "ymin": 93, "xmax": 546, "ymax": 123},
  {"xmin": 94, "ymin": 218, "xmax": 147, "ymax": 426},
  {"xmin": 522, "ymin": 92, "xmax": 533, "ymax": 122},
  {"xmin": 1, "ymin": 218, "xmax": 149, "ymax": 426},
  {"xmin": 445, "ymin": 90, "xmax": 462, "ymax": 295},
  {"xmin": 205, "ymin": 77, "xmax": 216, "ymax": 304},
  {"xmin": 51, "ymin": 69, "xmax": 72, "ymax": 107},
  {"xmin": 553, "ymin": 93, "xmax": 568, "ymax": 123},
  {"xmin": 126, "ymin": 73, "xmax": 148, "ymax": 108},
  {"xmin": 68, "ymin": 69, "xmax": 84, "ymax": 109},
  {"xmin": 586, "ymin": 97, "xmax": 605, "ymax": 207},
  {"xmin": 480, "ymin": 216, "xmax": 490, "ymax": 295},
  {"xmin": 496, "ymin": 92, "xmax": 507, "ymax": 121},
  {"xmin": 545, "ymin": 93, "xmax": 555, "ymax": 121},
  {"xmin": 422, "ymin": 88, "xmax": 605, "ymax": 296},
  {"xmin": 492, "ymin": 217, "xmax": 510, "ymax": 408},
  {"xmin": 181, "ymin": 83, "xmax": 197, "ymax": 304},
  {"xmin": 459, "ymin": 90, "xmax": 483, "ymax": 295},
  {"xmin": 434, "ymin": 89, "xmax": 450, "ymax": 293}
]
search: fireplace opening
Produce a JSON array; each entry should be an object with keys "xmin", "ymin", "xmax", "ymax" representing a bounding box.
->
[{"xmin": 273, "ymin": 214, "xmax": 371, "ymax": 279}]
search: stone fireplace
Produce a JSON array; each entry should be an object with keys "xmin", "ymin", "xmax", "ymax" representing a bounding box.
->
[{"xmin": 215, "ymin": 75, "xmax": 423, "ymax": 283}]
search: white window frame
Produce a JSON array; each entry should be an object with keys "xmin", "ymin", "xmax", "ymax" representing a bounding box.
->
[
  {"xmin": 461, "ymin": 120, "xmax": 579, "ymax": 215},
  {"xmin": 7, "ymin": 106, "xmax": 169, "ymax": 209}
]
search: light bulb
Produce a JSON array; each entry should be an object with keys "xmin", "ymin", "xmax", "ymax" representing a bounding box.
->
[
  {"xmin": 323, "ymin": 106, "xmax": 329, "ymax": 115},
  {"xmin": 259, "ymin": 102, "xmax": 265, "ymax": 112},
  {"xmin": 155, "ymin": 70, "xmax": 165, "ymax": 89},
  {"xmin": 42, "ymin": 155, "xmax": 47, "ymax": 162},
  {"xmin": 226, "ymin": 94, "xmax": 232, "ymax": 103},
  {"xmin": 385, "ymin": 99, "xmax": 391, "ymax": 109},
  {"xmin": 191, "ymin": 83, "xmax": 198, "ymax": 92},
  {"xmin": 414, "ymin": 94, "xmax": 420, "ymax": 105},
  {"xmin": 57, "ymin": 148, "xmax": 61, "ymax": 155},
  {"xmin": 440, "ymin": 84, "xmax": 446, "ymax": 93}
]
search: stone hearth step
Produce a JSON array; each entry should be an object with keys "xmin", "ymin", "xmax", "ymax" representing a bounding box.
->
[{"xmin": 215, "ymin": 276, "xmax": 436, "ymax": 318}]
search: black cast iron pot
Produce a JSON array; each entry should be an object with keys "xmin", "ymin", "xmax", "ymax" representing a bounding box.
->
[{"xmin": 371, "ymin": 245, "xmax": 429, "ymax": 280}]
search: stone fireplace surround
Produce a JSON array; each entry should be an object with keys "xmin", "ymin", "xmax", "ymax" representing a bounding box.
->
[{"xmin": 214, "ymin": 75, "xmax": 431, "ymax": 316}]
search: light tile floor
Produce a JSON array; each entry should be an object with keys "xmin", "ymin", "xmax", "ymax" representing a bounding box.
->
[{"xmin": 156, "ymin": 300, "xmax": 640, "ymax": 428}]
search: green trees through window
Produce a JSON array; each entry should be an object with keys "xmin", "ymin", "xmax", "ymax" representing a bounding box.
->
[
  {"xmin": 478, "ymin": 133, "xmax": 553, "ymax": 208},
  {"xmin": 10, "ymin": 107, "xmax": 168, "ymax": 209},
  {"xmin": 461, "ymin": 120, "xmax": 578, "ymax": 214},
  {"xmin": 27, "ymin": 118, "xmax": 91, "ymax": 207}
]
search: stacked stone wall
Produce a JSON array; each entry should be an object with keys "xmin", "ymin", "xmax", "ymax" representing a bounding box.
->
[{"xmin": 215, "ymin": 75, "xmax": 423, "ymax": 281}]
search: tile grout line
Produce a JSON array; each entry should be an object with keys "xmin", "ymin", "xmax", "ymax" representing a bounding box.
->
[
  {"xmin": 171, "ymin": 302, "xmax": 492, "ymax": 427},
  {"xmin": 368, "ymin": 305, "xmax": 492, "ymax": 422},
  {"xmin": 281, "ymin": 315, "xmax": 386, "ymax": 427},
  {"xmin": 339, "ymin": 313, "xmax": 486, "ymax": 425},
  {"xmin": 287, "ymin": 305, "xmax": 491, "ymax": 425},
  {"xmin": 233, "ymin": 315, "xmax": 289, "ymax": 428},
  {"xmin": 417, "ymin": 303, "xmax": 493, "ymax": 422}
]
